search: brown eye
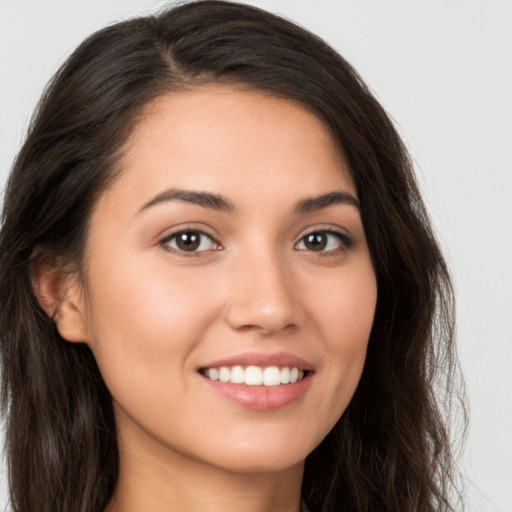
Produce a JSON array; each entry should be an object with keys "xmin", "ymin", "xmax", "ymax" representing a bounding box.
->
[
  {"xmin": 162, "ymin": 230, "xmax": 218, "ymax": 253},
  {"xmin": 176, "ymin": 232, "xmax": 200, "ymax": 251},
  {"xmin": 302, "ymin": 233, "xmax": 328, "ymax": 251},
  {"xmin": 295, "ymin": 231, "xmax": 351, "ymax": 252}
]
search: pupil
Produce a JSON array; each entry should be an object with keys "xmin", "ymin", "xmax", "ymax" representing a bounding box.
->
[
  {"xmin": 177, "ymin": 232, "xmax": 200, "ymax": 251},
  {"xmin": 306, "ymin": 233, "xmax": 326, "ymax": 251}
]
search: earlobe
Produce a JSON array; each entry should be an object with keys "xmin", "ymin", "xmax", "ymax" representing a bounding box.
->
[{"xmin": 31, "ymin": 259, "xmax": 89, "ymax": 344}]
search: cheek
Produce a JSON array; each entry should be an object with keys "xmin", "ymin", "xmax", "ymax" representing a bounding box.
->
[
  {"xmin": 307, "ymin": 261, "xmax": 376, "ymax": 416},
  {"xmin": 82, "ymin": 250, "xmax": 221, "ymax": 397},
  {"xmin": 313, "ymin": 257, "xmax": 376, "ymax": 348},
  {"xmin": 87, "ymin": 245, "xmax": 218, "ymax": 332}
]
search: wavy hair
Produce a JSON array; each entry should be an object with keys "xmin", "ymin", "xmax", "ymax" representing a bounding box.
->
[{"xmin": 0, "ymin": 1, "xmax": 464, "ymax": 511}]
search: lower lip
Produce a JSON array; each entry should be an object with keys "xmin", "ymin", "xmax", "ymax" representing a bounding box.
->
[{"xmin": 199, "ymin": 373, "xmax": 312, "ymax": 410}]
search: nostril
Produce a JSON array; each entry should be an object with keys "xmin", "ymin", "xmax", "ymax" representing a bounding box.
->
[
  {"xmin": 224, "ymin": 261, "xmax": 302, "ymax": 334},
  {"xmin": 224, "ymin": 300, "xmax": 299, "ymax": 334}
]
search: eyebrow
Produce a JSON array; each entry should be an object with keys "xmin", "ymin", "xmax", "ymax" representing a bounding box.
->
[
  {"xmin": 138, "ymin": 189, "xmax": 234, "ymax": 214},
  {"xmin": 138, "ymin": 188, "xmax": 360, "ymax": 215},
  {"xmin": 294, "ymin": 191, "xmax": 360, "ymax": 213}
]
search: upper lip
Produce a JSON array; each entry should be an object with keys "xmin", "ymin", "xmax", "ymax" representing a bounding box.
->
[{"xmin": 199, "ymin": 352, "xmax": 314, "ymax": 371}]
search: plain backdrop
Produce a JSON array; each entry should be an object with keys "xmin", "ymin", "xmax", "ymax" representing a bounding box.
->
[{"xmin": 0, "ymin": 1, "xmax": 511, "ymax": 511}]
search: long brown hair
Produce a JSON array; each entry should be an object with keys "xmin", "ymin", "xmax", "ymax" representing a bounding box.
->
[{"xmin": 0, "ymin": 2, "xmax": 464, "ymax": 511}]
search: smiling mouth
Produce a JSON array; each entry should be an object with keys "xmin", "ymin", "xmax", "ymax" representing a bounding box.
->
[{"xmin": 199, "ymin": 365, "xmax": 308, "ymax": 387}]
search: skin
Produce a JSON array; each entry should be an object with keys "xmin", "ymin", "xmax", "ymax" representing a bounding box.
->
[{"xmin": 43, "ymin": 87, "xmax": 377, "ymax": 512}]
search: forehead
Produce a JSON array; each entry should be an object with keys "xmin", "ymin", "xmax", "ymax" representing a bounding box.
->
[{"xmin": 100, "ymin": 86, "xmax": 356, "ymax": 213}]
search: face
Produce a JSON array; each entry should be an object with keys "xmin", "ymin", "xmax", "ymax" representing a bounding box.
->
[{"xmin": 76, "ymin": 87, "xmax": 377, "ymax": 475}]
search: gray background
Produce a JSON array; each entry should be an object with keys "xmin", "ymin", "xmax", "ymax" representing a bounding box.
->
[{"xmin": 1, "ymin": 1, "xmax": 511, "ymax": 510}]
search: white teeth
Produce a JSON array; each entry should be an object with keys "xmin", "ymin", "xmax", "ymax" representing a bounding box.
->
[
  {"xmin": 208, "ymin": 368, "xmax": 219, "ymax": 381},
  {"xmin": 230, "ymin": 365, "xmax": 245, "ymax": 384},
  {"xmin": 202, "ymin": 365, "xmax": 307, "ymax": 386},
  {"xmin": 219, "ymin": 367, "xmax": 230, "ymax": 382},
  {"xmin": 245, "ymin": 366, "xmax": 263, "ymax": 385},
  {"xmin": 263, "ymin": 366, "xmax": 281, "ymax": 386}
]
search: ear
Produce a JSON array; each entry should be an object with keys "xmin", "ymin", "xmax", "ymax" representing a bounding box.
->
[{"xmin": 31, "ymin": 260, "xmax": 89, "ymax": 344}]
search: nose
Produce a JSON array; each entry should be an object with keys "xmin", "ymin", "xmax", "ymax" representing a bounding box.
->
[{"xmin": 224, "ymin": 248, "xmax": 301, "ymax": 335}]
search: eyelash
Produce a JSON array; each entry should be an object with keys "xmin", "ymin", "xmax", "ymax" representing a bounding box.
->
[
  {"xmin": 294, "ymin": 229, "xmax": 353, "ymax": 256},
  {"xmin": 159, "ymin": 228, "xmax": 222, "ymax": 256},
  {"xmin": 159, "ymin": 228, "xmax": 353, "ymax": 257}
]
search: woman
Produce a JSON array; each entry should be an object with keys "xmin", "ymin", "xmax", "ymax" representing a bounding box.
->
[{"xmin": 0, "ymin": 1, "xmax": 463, "ymax": 511}]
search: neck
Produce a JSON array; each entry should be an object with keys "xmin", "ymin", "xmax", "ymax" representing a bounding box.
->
[{"xmin": 106, "ymin": 419, "xmax": 304, "ymax": 512}]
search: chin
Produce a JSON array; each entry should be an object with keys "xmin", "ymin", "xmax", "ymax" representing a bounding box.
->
[
  {"xmin": 186, "ymin": 426, "xmax": 321, "ymax": 475},
  {"xmin": 207, "ymin": 449, "xmax": 307, "ymax": 475}
]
